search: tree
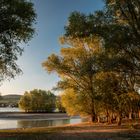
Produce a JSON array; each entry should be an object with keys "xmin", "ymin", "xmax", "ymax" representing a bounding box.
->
[
  {"xmin": 45, "ymin": 90, "xmax": 56, "ymax": 112},
  {"xmin": 62, "ymin": 1, "xmax": 140, "ymax": 125},
  {"xmin": 43, "ymin": 36, "xmax": 104, "ymax": 122},
  {"xmin": 56, "ymin": 95, "xmax": 65, "ymax": 113},
  {"xmin": 61, "ymin": 88, "xmax": 98, "ymax": 120},
  {"xmin": 94, "ymin": 71, "xmax": 138, "ymax": 125},
  {"xmin": 19, "ymin": 89, "xmax": 56, "ymax": 112},
  {"xmin": 43, "ymin": 0, "xmax": 140, "ymax": 125},
  {"xmin": 105, "ymin": 0, "xmax": 140, "ymax": 40},
  {"xmin": 64, "ymin": 2, "xmax": 140, "ymax": 83},
  {"xmin": 18, "ymin": 91, "xmax": 31, "ymax": 112},
  {"xmin": 0, "ymin": 0, "xmax": 36, "ymax": 82}
]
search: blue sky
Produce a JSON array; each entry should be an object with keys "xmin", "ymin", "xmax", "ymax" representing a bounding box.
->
[{"xmin": 0, "ymin": 0, "xmax": 104, "ymax": 95}]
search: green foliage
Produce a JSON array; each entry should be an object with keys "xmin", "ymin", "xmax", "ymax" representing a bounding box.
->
[
  {"xmin": 0, "ymin": 0, "xmax": 36, "ymax": 82},
  {"xmin": 43, "ymin": 0, "xmax": 140, "ymax": 124},
  {"xmin": 19, "ymin": 89, "xmax": 56, "ymax": 112},
  {"xmin": 65, "ymin": 1, "xmax": 140, "ymax": 78},
  {"xmin": 43, "ymin": 36, "xmax": 105, "ymax": 121},
  {"xmin": 61, "ymin": 89, "xmax": 94, "ymax": 117},
  {"xmin": 56, "ymin": 96, "xmax": 65, "ymax": 113}
]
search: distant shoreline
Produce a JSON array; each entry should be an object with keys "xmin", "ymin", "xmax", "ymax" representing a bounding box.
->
[{"xmin": 0, "ymin": 112, "xmax": 71, "ymax": 120}]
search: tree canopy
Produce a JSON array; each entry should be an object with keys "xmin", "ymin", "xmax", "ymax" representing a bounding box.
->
[
  {"xmin": 0, "ymin": 0, "xmax": 36, "ymax": 82},
  {"xmin": 43, "ymin": 36, "xmax": 104, "ymax": 121},
  {"xmin": 19, "ymin": 89, "xmax": 56, "ymax": 112},
  {"xmin": 43, "ymin": 0, "xmax": 140, "ymax": 125}
]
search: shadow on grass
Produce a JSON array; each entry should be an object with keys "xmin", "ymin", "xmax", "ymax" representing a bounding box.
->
[
  {"xmin": 0, "ymin": 130, "xmax": 140, "ymax": 140},
  {"xmin": 0, "ymin": 123, "xmax": 140, "ymax": 140}
]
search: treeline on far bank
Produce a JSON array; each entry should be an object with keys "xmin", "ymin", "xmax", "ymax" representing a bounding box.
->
[
  {"xmin": 0, "ymin": 94, "xmax": 21, "ymax": 107},
  {"xmin": 18, "ymin": 89, "xmax": 65, "ymax": 113},
  {"xmin": 0, "ymin": 90, "xmax": 65, "ymax": 113}
]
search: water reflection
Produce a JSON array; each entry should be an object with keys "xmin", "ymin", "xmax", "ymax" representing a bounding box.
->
[
  {"xmin": 17, "ymin": 119, "xmax": 70, "ymax": 128},
  {"xmin": 0, "ymin": 120, "xmax": 18, "ymax": 129},
  {"xmin": 0, "ymin": 118, "xmax": 83, "ymax": 129},
  {"xmin": 0, "ymin": 108, "xmax": 87, "ymax": 129}
]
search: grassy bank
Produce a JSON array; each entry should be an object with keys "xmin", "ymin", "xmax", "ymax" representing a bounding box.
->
[{"xmin": 0, "ymin": 122, "xmax": 140, "ymax": 140}]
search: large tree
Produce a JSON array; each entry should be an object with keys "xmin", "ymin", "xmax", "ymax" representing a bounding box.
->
[
  {"xmin": 43, "ymin": 36, "xmax": 105, "ymax": 122},
  {"xmin": 63, "ymin": 1, "xmax": 140, "ymax": 122},
  {"xmin": 43, "ymin": 0, "xmax": 140, "ymax": 125},
  {"xmin": 64, "ymin": 1, "xmax": 140, "ymax": 83},
  {"xmin": 0, "ymin": 0, "xmax": 36, "ymax": 82}
]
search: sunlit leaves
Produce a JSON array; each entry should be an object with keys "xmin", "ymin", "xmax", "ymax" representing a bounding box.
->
[{"xmin": 43, "ymin": 0, "xmax": 140, "ymax": 124}]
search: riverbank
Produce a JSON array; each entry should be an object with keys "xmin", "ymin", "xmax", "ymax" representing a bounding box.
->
[{"xmin": 0, "ymin": 122, "xmax": 140, "ymax": 140}]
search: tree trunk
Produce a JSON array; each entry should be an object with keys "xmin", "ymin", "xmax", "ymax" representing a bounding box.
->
[
  {"xmin": 129, "ymin": 111, "xmax": 132, "ymax": 119},
  {"xmin": 108, "ymin": 113, "xmax": 113, "ymax": 124},
  {"xmin": 112, "ymin": 113, "xmax": 116, "ymax": 121},
  {"xmin": 117, "ymin": 114, "xmax": 122, "ymax": 126},
  {"xmin": 97, "ymin": 116, "xmax": 100, "ymax": 123},
  {"xmin": 90, "ymin": 114, "xmax": 96, "ymax": 122},
  {"xmin": 90, "ymin": 98, "xmax": 96, "ymax": 122},
  {"xmin": 90, "ymin": 112, "xmax": 96, "ymax": 122},
  {"xmin": 138, "ymin": 110, "xmax": 140, "ymax": 119},
  {"xmin": 106, "ymin": 109, "xmax": 109, "ymax": 123}
]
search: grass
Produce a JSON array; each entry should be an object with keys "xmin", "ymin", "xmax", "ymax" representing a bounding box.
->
[{"xmin": 0, "ymin": 122, "xmax": 140, "ymax": 140}]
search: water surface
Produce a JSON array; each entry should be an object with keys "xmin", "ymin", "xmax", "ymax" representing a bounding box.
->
[
  {"xmin": 0, "ymin": 107, "xmax": 20, "ymax": 112},
  {"xmin": 0, "ymin": 117, "xmax": 83, "ymax": 129},
  {"xmin": 0, "ymin": 107, "xmax": 87, "ymax": 129}
]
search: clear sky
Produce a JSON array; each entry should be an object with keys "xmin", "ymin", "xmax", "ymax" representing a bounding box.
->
[{"xmin": 0, "ymin": 0, "xmax": 104, "ymax": 95}]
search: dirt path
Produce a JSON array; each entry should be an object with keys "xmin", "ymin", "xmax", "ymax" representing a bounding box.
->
[{"xmin": 0, "ymin": 123, "xmax": 140, "ymax": 140}]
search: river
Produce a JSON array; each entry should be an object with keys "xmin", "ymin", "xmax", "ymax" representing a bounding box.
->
[
  {"xmin": 0, "ymin": 107, "xmax": 86, "ymax": 129},
  {"xmin": 0, "ymin": 107, "xmax": 20, "ymax": 112}
]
